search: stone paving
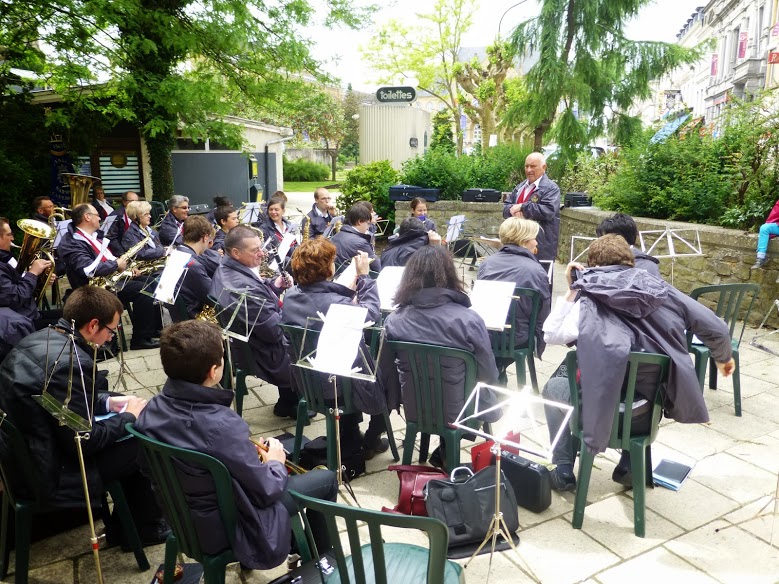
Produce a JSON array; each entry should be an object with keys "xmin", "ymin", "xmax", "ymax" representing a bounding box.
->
[{"xmin": 7, "ymin": 256, "xmax": 779, "ymax": 583}]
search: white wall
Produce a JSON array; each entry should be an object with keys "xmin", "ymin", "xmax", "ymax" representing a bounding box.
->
[{"xmin": 359, "ymin": 105, "xmax": 431, "ymax": 170}]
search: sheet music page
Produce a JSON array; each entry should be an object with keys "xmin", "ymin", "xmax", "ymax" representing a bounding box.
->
[
  {"xmin": 154, "ymin": 250, "xmax": 191, "ymax": 304},
  {"xmin": 376, "ymin": 266, "xmax": 405, "ymax": 311},
  {"xmin": 470, "ymin": 279, "xmax": 515, "ymax": 330},
  {"xmin": 310, "ymin": 304, "xmax": 368, "ymax": 375},
  {"xmin": 268, "ymin": 233, "xmax": 296, "ymax": 271},
  {"xmin": 101, "ymin": 214, "xmax": 117, "ymax": 233},
  {"xmin": 446, "ymin": 215, "xmax": 466, "ymax": 241},
  {"xmin": 239, "ymin": 202, "xmax": 261, "ymax": 224},
  {"xmin": 334, "ymin": 258, "xmax": 357, "ymax": 287},
  {"xmin": 53, "ymin": 219, "xmax": 72, "ymax": 249}
]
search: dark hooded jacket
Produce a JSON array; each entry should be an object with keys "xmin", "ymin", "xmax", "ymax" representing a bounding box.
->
[
  {"xmin": 120, "ymin": 222, "xmax": 165, "ymax": 261},
  {"xmin": 0, "ymin": 307, "xmax": 35, "ymax": 362},
  {"xmin": 502, "ymin": 174, "xmax": 561, "ymax": 261},
  {"xmin": 210, "ymin": 256, "xmax": 291, "ymax": 389},
  {"xmin": 158, "ymin": 212, "xmax": 184, "ymax": 247},
  {"xmin": 383, "ymin": 288, "xmax": 501, "ymax": 424},
  {"xmin": 173, "ymin": 244, "xmax": 212, "ymax": 321},
  {"xmin": 105, "ymin": 205, "xmax": 131, "ymax": 256},
  {"xmin": 330, "ymin": 225, "xmax": 381, "ymax": 271},
  {"xmin": 281, "ymin": 278, "xmax": 398, "ymax": 415},
  {"xmin": 380, "ymin": 231, "xmax": 429, "ymax": 269},
  {"xmin": 572, "ymin": 266, "xmax": 732, "ymax": 453},
  {"xmin": 304, "ymin": 205, "xmax": 333, "ymax": 239},
  {"xmin": 0, "ymin": 249, "xmax": 40, "ymax": 320},
  {"xmin": 58, "ymin": 223, "xmax": 120, "ymax": 289},
  {"xmin": 0, "ymin": 319, "xmax": 135, "ymax": 504},
  {"xmin": 477, "ymin": 244, "xmax": 551, "ymax": 356},
  {"xmin": 633, "ymin": 249, "xmax": 661, "ymax": 278},
  {"xmin": 135, "ymin": 378, "xmax": 289, "ymax": 570}
]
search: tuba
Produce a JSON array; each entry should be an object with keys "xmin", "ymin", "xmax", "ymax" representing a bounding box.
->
[
  {"xmin": 16, "ymin": 219, "xmax": 56, "ymax": 304},
  {"xmin": 61, "ymin": 173, "xmax": 100, "ymax": 208}
]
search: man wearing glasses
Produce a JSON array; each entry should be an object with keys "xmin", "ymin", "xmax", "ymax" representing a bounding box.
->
[
  {"xmin": 0, "ymin": 286, "xmax": 170, "ymax": 547},
  {"xmin": 58, "ymin": 203, "xmax": 161, "ymax": 349},
  {"xmin": 159, "ymin": 195, "xmax": 190, "ymax": 248}
]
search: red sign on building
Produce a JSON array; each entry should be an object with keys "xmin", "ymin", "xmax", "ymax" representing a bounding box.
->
[
  {"xmin": 738, "ymin": 31, "xmax": 748, "ymax": 59},
  {"xmin": 768, "ymin": 51, "xmax": 779, "ymax": 64},
  {"xmin": 711, "ymin": 53, "xmax": 719, "ymax": 76}
]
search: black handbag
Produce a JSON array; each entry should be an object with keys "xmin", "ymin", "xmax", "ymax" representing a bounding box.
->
[{"xmin": 424, "ymin": 466, "xmax": 519, "ymax": 547}]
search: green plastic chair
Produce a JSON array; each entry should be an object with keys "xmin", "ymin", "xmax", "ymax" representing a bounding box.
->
[
  {"xmin": 290, "ymin": 490, "xmax": 464, "ymax": 584},
  {"xmin": 686, "ymin": 283, "xmax": 759, "ymax": 416},
  {"xmin": 280, "ymin": 324, "xmax": 399, "ymax": 469},
  {"xmin": 0, "ymin": 413, "xmax": 149, "ymax": 584},
  {"xmin": 220, "ymin": 336, "xmax": 249, "ymax": 416},
  {"xmin": 385, "ymin": 340, "xmax": 485, "ymax": 473},
  {"xmin": 566, "ymin": 349, "xmax": 670, "ymax": 537},
  {"xmin": 488, "ymin": 286, "xmax": 542, "ymax": 392}
]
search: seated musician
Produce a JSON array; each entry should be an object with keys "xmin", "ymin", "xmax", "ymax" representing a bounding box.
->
[
  {"xmin": 106, "ymin": 191, "xmax": 140, "ymax": 256},
  {"xmin": 282, "ymin": 240, "xmax": 398, "ymax": 475},
  {"xmin": 596, "ymin": 212, "xmax": 661, "ymax": 278},
  {"xmin": 212, "ymin": 205, "xmax": 239, "ymax": 253},
  {"xmin": 121, "ymin": 201, "xmax": 165, "ymax": 261},
  {"xmin": 158, "ymin": 195, "xmax": 190, "ymax": 247},
  {"xmin": 330, "ymin": 202, "xmax": 381, "ymax": 272},
  {"xmin": 259, "ymin": 195, "xmax": 297, "ymax": 266},
  {"xmin": 172, "ymin": 216, "xmax": 215, "ymax": 321},
  {"xmin": 541, "ymin": 234, "xmax": 734, "ymax": 492},
  {"xmin": 91, "ymin": 185, "xmax": 113, "ymax": 222},
  {"xmin": 135, "ymin": 320, "xmax": 337, "ymax": 570},
  {"xmin": 31, "ymin": 196, "xmax": 55, "ymax": 224},
  {"xmin": 303, "ymin": 187, "xmax": 337, "ymax": 239},
  {"xmin": 477, "ymin": 217, "xmax": 551, "ymax": 379},
  {"xmin": 381, "ymin": 217, "xmax": 442, "ymax": 269},
  {"xmin": 0, "ymin": 286, "xmax": 169, "ymax": 546},
  {"xmin": 408, "ymin": 197, "xmax": 437, "ymax": 233},
  {"xmin": 58, "ymin": 203, "xmax": 161, "ymax": 350},
  {"xmin": 205, "ymin": 195, "xmax": 232, "ymax": 226},
  {"xmin": 383, "ymin": 246, "xmax": 501, "ymax": 469},
  {"xmin": 210, "ymin": 225, "xmax": 301, "ymax": 418}
]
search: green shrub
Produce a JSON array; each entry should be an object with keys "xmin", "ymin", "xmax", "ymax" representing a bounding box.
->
[
  {"xmin": 283, "ymin": 157, "xmax": 330, "ymax": 182},
  {"xmin": 340, "ymin": 160, "xmax": 400, "ymax": 225}
]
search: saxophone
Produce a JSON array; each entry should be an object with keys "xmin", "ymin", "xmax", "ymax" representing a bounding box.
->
[{"xmin": 89, "ymin": 232, "xmax": 152, "ymax": 290}]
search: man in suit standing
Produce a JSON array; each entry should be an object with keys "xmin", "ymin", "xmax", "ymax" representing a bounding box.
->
[{"xmin": 503, "ymin": 152, "xmax": 561, "ymax": 262}]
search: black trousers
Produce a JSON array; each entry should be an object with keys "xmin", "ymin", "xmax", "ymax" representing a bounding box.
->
[
  {"xmin": 116, "ymin": 277, "xmax": 162, "ymax": 340},
  {"xmin": 281, "ymin": 469, "xmax": 338, "ymax": 554}
]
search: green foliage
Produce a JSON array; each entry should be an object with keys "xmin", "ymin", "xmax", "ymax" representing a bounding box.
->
[
  {"xmin": 341, "ymin": 85, "xmax": 360, "ymax": 162},
  {"xmin": 283, "ymin": 158, "xmax": 330, "ymax": 182},
  {"xmin": 556, "ymin": 152, "xmax": 621, "ymax": 196},
  {"xmin": 400, "ymin": 144, "xmax": 532, "ymax": 200},
  {"xmin": 340, "ymin": 161, "xmax": 400, "ymax": 225},
  {"xmin": 430, "ymin": 110, "xmax": 456, "ymax": 153}
]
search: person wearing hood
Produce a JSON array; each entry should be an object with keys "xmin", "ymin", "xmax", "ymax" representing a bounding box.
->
[
  {"xmin": 383, "ymin": 245, "xmax": 501, "ymax": 469},
  {"xmin": 541, "ymin": 234, "xmax": 734, "ymax": 492},
  {"xmin": 381, "ymin": 217, "xmax": 442, "ymax": 269},
  {"xmin": 595, "ymin": 213, "xmax": 660, "ymax": 278},
  {"xmin": 477, "ymin": 217, "xmax": 552, "ymax": 379}
]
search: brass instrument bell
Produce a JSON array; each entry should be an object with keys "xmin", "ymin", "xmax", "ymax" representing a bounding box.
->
[
  {"xmin": 16, "ymin": 219, "xmax": 56, "ymax": 303},
  {"xmin": 61, "ymin": 173, "xmax": 100, "ymax": 208}
]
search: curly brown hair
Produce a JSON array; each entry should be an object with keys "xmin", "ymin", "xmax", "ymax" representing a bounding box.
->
[
  {"xmin": 588, "ymin": 234, "xmax": 635, "ymax": 268},
  {"xmin": 291, "ymin": 239, "xmax": 337, "ymax": 285}
]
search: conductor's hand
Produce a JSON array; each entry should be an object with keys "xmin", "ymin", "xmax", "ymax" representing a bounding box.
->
[
  {"xmin": 29, "ymin": 258, "xmax": 52, "ymax": 276},
  {"xmin": 510, "ymin": 203, "xmax": 523, "ymax": 217},
  {"xmin": 354, "ymin": 251, "xmax": 371, "ymax": 276},
  {"xmin": 116, "ymin": 257, "xmax": 128, "ymax": 272},
  {"xmin": 716, "ymin": 358, "xmax": 736, "ymax": 378},
  {"xmin": 258, "ymin": 437, "xmax": 286, "ymax": 464}
]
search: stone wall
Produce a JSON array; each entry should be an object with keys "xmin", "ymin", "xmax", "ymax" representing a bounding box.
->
[
  {"xmin": 559, "ymin": 207, "xmax": 779, "ymax": 326},
  {"xmin": 393, "ymin": 200, "xmax": 504, "ymax": 237}
]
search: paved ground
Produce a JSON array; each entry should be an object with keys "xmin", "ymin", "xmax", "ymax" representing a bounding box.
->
[{"xmin": 8, "ymin": 248, "xmax": 779, "ymax": 583}]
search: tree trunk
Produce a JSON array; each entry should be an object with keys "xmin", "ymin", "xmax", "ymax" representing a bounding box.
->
[
  {"xmin": 144, "ymin": 130, "xmax": 176, "ymax": 202},
  {"xmin": 330, "ymin": 149, "xmax": 338, "ymax": 181}
]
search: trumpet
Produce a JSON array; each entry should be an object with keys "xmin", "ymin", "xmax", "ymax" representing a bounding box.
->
[
  {"xmin": 16, "ymin": 219, "xmax": 56, "ymax": 304},
  {"xmin": 249, "ymin": 437, "xmax": 309, "ymax": 475}
]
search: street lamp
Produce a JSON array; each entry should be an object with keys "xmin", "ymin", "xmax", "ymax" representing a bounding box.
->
[{"xmin": 498, "ymin": 0, "xmax": 532, "ymax": 39}]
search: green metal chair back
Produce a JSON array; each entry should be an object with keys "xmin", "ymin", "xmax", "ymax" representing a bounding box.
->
[
  {"xmin": 290, "ymin": 491, "xmax": 464, "ymax": 584},
  {"xmin": 125, "ymin": 424, "xmax": 237, "ymax": 569},
  {"xmin": 565, "ymin": 350, "xmax": 670, "ymax": 537},
  {"xmin": 688, "ymin": 283, "xmax": 759, "ymax": 349},
  {"xmin": 488, "ymin": 286, "xmax": 542, "ymax": 391}
]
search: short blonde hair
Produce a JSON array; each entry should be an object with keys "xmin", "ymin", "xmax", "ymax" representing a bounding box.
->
[
  {"xmin": 587, "ymin": 234, "xmax": 635, "ymax": 267},
  {"xmin": 499, "ymin": 217, "xmax": 540, "ymax": 246},
  {"xmin": 126, "ymin": 200, "xmax": 151, "ymax": 222}
]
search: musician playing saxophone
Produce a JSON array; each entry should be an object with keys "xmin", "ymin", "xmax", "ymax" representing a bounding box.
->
[
  {"xmin": 58, "ymin": 203, "xmax": 162, "ymax": 350},
  {"xmin": 304, "ymin": 187, "xmax": 338, "ymax": 239},
  {"xmin": 171, "ymin": 216, "xmax": 215, "ymax": 322},
  {"xmin": 121, "ymin": 201, "xmax": 165, "ymax": 261},
  {"xmin": 135, "ymin": 320, "xmax": 337, "ymax": 571}
]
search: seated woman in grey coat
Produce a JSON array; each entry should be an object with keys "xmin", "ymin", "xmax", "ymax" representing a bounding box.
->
[{"xmin": 383, "ymin": 245, "xmax": 502, "ymax": 468}]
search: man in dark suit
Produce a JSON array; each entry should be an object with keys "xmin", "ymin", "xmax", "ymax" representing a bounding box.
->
[
  {"xmin": 105, "ymin": 190, "xmax": 139, "ymax": 256},
  {"xmin": 503, "ymin": 152, "xmax": 561, "ymax": 261},
  {"xmin": 31, "ymin": 196, "xmax": 55, "ymax": 224}
]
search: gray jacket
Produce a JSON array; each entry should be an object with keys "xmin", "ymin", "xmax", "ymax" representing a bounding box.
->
[
  {"xmin": 573, "ymin": 266, "xmax": 732, "ymax": 453},
  {"xmin": 502, "ymin": 174, "xmax": 561, "ymax": 261},
  {"xmin": 330, "ymin": 225, "xmax": 381, "ymax": 271},
  {"xmin": 477, "ymin": 244, "xmax": 551, "ymax": 356},
  {"xmin": 633, "ymin": 249, "xmax": 661, "ymax": 278}
]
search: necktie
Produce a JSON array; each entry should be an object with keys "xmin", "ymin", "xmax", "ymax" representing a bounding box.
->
[{"xmin": 519, "ymin": 183, "xmax": 536, "ymax": 204}]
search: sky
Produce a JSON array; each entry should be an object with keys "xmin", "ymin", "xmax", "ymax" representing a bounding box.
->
[{"xmin": 311, "ymin": 0, "xmax": 707, "ymax": 92}]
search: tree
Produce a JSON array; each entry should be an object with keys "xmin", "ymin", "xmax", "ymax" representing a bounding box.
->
[
  {"xmin": 505, "ymin": 0, "xmax": 703, "ymax": 157},
  {"xmin": 430, "ymin": 109, "xmax": 456, "ymax": 152},
  {"xmin": 362, "ymin": 0, "xmax": 477, "ymax": 155},
  {"xmin": 1, "ymin": 0, "xmax": 371, "ymax": 200},
  {"xmin": 288, "ymin": 91, "xmax": 347, "ymax": 181},
  {"xmin": 341, "ymin": 84, "xmax": 360, "ymax": 163}
]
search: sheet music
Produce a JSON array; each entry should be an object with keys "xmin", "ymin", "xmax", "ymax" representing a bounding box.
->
[
  {"xmin": 446, "ymin": 215, "xmax": 466, "ymax": 242},
  {"xmin": 154, "ymin": 250, "xmax": 191, "ymax": 304},
  {"xmin": 334, "ymin": 258, "xmax": 357, "ymax": 287},
  {"xmin": 470, "ymin": 279, "xmax": 515, "ymax": 330},
  {"xmin": 53, "ymin": 219, "xmax": 72, "ymax": 249},
  {"xmin": 239, "ymin": 202, "xmax": 262, "ymax": 224},
  {"xmin": 309, "ymin": 304, "xmax": 368, "ymax": 376},
  {"xmin": 101, "ymin": 214, "xmax": 118, "ymax": 233},
  {"xmin": 269, "ymin": 233, "xmax": 296, "ymax": 271},
  {"xmin": 376, "ymin": 266, "xmax": 404, "ymax": 311},
  {"xmin": 539, "ymin": 260, "xmax": 554, "ymax": 284}
]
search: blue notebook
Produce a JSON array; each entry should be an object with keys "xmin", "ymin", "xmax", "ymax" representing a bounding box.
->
[{"xmin": 653, "ymin": 459, "xmax": 692, "ymax": 491}]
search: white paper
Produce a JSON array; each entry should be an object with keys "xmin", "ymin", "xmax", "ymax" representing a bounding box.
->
[
  {"xmin": 334, "ymin": 258, "xmax": 357, "ymax": 287},
  {"xmin": 446, "ymin": 215, "xmax": 466, "ymax": 242},
  {"xmin": 239, "ymin": 202, "xmax": 262, "ymax": 224},
  {"xmin": 376, "ymin": 266, "xmax": 405, "ymax": 311},
  {"xmin": 101, "ymin": 214, "xmax": 118, "ymax": 233},
  {"xmin": 470, "ymin": 279, "xmax": 515, "ymax": 330},
  {"xmin": 539, "ymin": 259, "xmax": 554, "ymax": 284},
  {"xmin": 309, "ymin": 304, "xmax": 368, "ymax": 376},
  {"xmin": 53, "ymin": 219, "xmax": 72, "ymax": 249},
  {"xmin": 154, "ymin": 250, "xmax": 191, "ymax": 304},
  {"xmin": 269, "ymin": 232, "xmax": 296, "ymax": 271}
]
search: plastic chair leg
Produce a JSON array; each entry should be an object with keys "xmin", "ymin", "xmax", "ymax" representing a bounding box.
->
[
  {"xmin": 14, "ymin": 504, "xmax": 31, "ymax": 584},
  {"xmin": 292, "ymin": 398, "xmax": 308, "ymax": 463},
  {"xmin": 0, "ymin": 494, "xmax": 10, "ymax": 580},
  {"xmin": 163, "ymin": 534, "xmax": 178, "ymax": 584},
  {"xmin": 445, "ymin": 435, "xmax": 460, "ymax": 474},
  {"xmin": 572, "ymin": 448, "xmax": 595, "ymax": 529},
  {"xmin": 383, "ymin": 411, "xmax": 400, "ymax": 462},
  {"xmin": 708, "ymin": 356, "xmax": 718, "ymax": 390},
  {"xmin": 629, "ymin": 442, "xmax": 647, "ymax": 538},
  {"xmin": 526, "ymin": 352, "xmax": 539, "ymax": 393},
  {"xmin": 401, "ymin": 423, "xmax": 418, "ymax": 466},
  {"xmin": 106, "ymin": 481, "xmax": 150, "ymax": 570},
  {"xmin": 692, "ymin": 347, "xmax": 707, "ymax": 391},
  {"xmin": 418, "ymin": 433, "xmax": 430, "ymax": 463},
  {"xmin": 733, "ymin": 350, "xmax": 741, "ymax": 417},
  {"xmin": 203, "ymin": 558, "xmax": 227, "ymax": 584},
  {"xmin": 234, "ymin": 371, "xmax": 248, "ymax": 416},
  {"xmin": 514, "ymin": 357, "xmax": 527, "ymax": 390}
]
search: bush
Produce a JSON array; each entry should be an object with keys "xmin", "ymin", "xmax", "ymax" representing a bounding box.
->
[
  {"xmin": 339, "ymin": 160, "xmax": 400, "ymax": 226},
  {"xmin": 283, "ymin": 157, "xmax": 330, "ymax": 182}
]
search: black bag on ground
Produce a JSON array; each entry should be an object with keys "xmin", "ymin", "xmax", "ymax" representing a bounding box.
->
[
  {"xmin": 424, "ymin": 466, "xmax": 518, "ymax": 547},
  {"xmin": 500, "ymin": 452, "xmax": 552, "ymax": 513},
  {"xmin": 298, "ymin": 436, "xmax": 366, "ymax": 480}
]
